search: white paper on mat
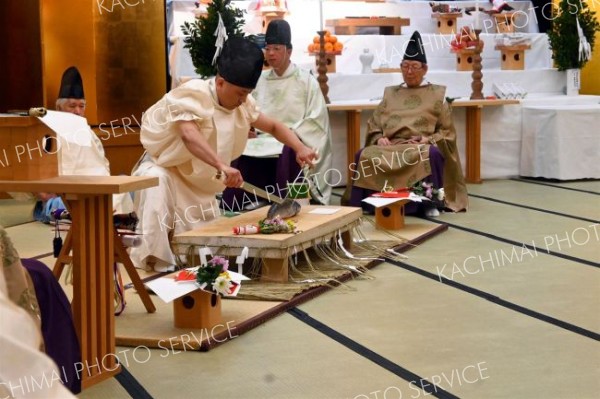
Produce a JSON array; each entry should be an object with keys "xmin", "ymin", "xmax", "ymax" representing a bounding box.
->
[
  {"xmin": 145, "ymin": 269, "xmax": 251, "ymax": 303},
  {"xmin": 309, "ymin": 208, "xmax": 341, "ymax": 215},
  {"xmin": 362, "ymin": 192, "xmax": 426, "ymax": 208},
  {"xmin": 145, "ymin": 277, "xmax": 198, "ymax": 303}
]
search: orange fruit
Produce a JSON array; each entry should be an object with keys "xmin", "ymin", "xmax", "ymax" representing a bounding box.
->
[
  {"xmin": 333, "ymin": 42, "xmax": 343, "ymax": 52},
  {"xmin": 324, "ymin": 42, "xmax": 334, "ymax": 52},
  {"xmin": 313, "ymin": 43, "xmax": 320, "ymax": 51},
  {"xmin": 313, "ymin": 36, "xmax": 320, "ymax": 44},
  {"xmin": 308, "ymin": 43, "xmax": 314, "ymax": 52},
  {"xmin": 325, "ymin": 30, "xmax": 331, "ymax": 36},
  {"xmin": 329, "ymin": 36, "xmax": 338, "ymax": 44}
]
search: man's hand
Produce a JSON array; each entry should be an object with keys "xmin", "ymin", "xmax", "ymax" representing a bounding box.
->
[
  {"xmin": 295, "ymin": 146, "xmax": 318, "ymax": 169},
  {"xmin": 217, "ymin": 165, "xmax": 244, "ymax": 188},
  {"xmin": 377, "ymin": 137, "xmax": 392, "ymax": 146},
  {"xmin": 248, "ymin": 128, "xmax": 257, "ymax": 139}
]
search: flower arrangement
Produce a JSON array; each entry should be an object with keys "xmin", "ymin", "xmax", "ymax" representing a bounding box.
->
[
  {"xmin": 195, "ymin": 256, "xmax": 239, "ymax": 296},
  {"xmin": 410, "ymin": 181, "xmax": 445, "ymax": 206}
]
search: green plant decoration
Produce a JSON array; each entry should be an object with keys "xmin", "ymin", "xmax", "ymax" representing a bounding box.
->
[
  {"xmin": 547, "ymin": 0, "xmax": 600, "ymax": 71},
  {"xmin": 181, "ymin": 0, "xmax": 246, "ymax": 78}
]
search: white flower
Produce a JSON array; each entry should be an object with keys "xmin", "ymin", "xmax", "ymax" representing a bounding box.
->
[
  {"xmin": 436, "ymin": 188, "xmax": 445, "ymax": 201},
  {"xmin": 212, "ymin": 275, "xmax": 232, "ymax": 296}
]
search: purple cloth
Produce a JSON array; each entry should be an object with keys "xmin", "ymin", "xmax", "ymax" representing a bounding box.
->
[
  {"xmin": 22, "ymin": 258, "xmax": 82, "ymax": 394},
  {"xmin": 222, "ymin": 146, "xmax": 301, "ymax": 211},
  {"xmin": 349, "ymin": 145, "xmax": 445, "ymax": 215}
]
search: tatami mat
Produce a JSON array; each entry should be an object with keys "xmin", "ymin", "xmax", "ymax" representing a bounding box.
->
[
  {"xmin": 298, "ymin": 264, "xmax": 600, "ymax": 398},
  {"xmin": 400, "ymin": 228, "xmax": 600, "ymax": 332},
  {"xmin": 2, "ymin": 179, "xmax": 599, "ymax": 399},
  {"xmin": 467, "ymin": 180, "xmax": 600, "ymax": 220}
]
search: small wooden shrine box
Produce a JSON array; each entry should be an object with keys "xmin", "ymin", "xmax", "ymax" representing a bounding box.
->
[
  {"xmin": 432, "ymin": 12, "xmax": 462, "ymax": 34},
  {"xmin": 173, "ymin": 289, "xmax": 222, "ymax": 329},
  {"xmin": 493, "ymin": 12, "xmax": 518, "ymax": 33},
  {"xmin": 495, "ymin": 44, "xmax": 531, "ymax": 70},
  {"xmin": 0, "ymin": 116, "xmax": 58, "ymax": 181},
  {"xmin": 453, "ymin": 48, "xmax": 478, "ymax": 72},
  {"xmin": 311, "ymin": 52, "xmax": 339, "ymax": 73},
  {"xmin": 375, "ymin": 199, "xmax": 410, "ymax": 230}
]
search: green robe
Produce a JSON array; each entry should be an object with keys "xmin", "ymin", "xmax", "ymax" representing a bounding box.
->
[{"xmin": 356, "ymin": 83, "xmax": 468, "ymax": 212}]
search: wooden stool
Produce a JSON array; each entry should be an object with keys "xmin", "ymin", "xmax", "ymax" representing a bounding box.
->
[
  {"xmin": 375, "ymin": 199, "xmax": 410, "ymax": 230},
  {"xmin": 173, "ymin": 289, "xmax": 221, "ymax": 329},
  {"xmin": 493, "ymin": 12, "xmax": 518, "ymax": 33},
  {"xmin": 432, "ymin": 12, "xmax": 462, "ymax": 34},
  {"xmin": 311, "ymin": 52, "xmax": 339, "ymax": 73},
  {"xmin": 494, "ymin": 44, "xmax": 531, "ymax": 70},
  {"xmin": 453, "ymin": 48, "xmax": 478, "ymax": 71},
  {"xmin": 54, "ymin": 228, "xmax": 156, "ymax": 314}
]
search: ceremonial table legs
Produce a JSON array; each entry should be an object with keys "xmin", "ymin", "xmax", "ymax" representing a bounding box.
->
[
  {"xmin": 66, "ymin": 193, "xmax": 121, "ymax": 388},
  {"xmin": 464, "ymin": 106, "xmax": 483, "ymax": 184},
  {"xmin": 259, "ymin": 232, "xmax": 353, "ymax": 283}
]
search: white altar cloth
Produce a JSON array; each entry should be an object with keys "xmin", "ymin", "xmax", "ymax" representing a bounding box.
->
[{"xmin": 520, "ymin": 100, "xmax": 600, "ymax": 180}]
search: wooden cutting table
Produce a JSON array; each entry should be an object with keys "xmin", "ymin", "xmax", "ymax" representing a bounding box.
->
[
  {"xmin": 0, "ymin": 175, "xmax": 158, "ymax": 389},
  {"xmin": 173, "ymin": 205, "xmax": 362, "ymax": 283}
]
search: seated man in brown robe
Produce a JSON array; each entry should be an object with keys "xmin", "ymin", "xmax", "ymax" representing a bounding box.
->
[{"xmin": 347, "ymin": 31, "xmax": 468, "ymax": 216}]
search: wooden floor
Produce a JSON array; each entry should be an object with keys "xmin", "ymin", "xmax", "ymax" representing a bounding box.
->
[{"xmin": 4, "ymin": 179, "xmax": 600, "ymax": 399}]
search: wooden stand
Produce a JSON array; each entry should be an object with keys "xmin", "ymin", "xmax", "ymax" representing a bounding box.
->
[
  {"xmin": 0, "ymin": 176, "xmax": 158, "ymax": 389},
  {"xmin": 311, "ymin": 51, "xmax": 339, "ymax": 74},
  {"xmin": 0, "ymin": 116, "xmax": 58, "ymax": 180},
  {"xmin": 325, "ymin": 17, "xmax": 410, "ymax": 35},
  {"xmin": 173, "ymin": 289, "xmax": 221, "ymax": 329},
  {"xmin": 494, "ymin": 44, "xmax": 531, "ymax": 70},
  {"xmin": 53, "ymin": 229, "xmax": 156, "ymax": 314},
  {"xmin": 493, "ymin": 12, "xmax": 518, "ymax": 33},
  {"xmin": 375, "ymin": 200, "xmax": 409, "ymax": 230},
  {"xmin": 453, "ymin": 48, "xmax": 478, "ymax": 71},
  {"xmin": 316, "ymin": 31, "xmax": 331, "ymax": 103},
  {"xmin": 432, "ymin": 12, "xmax": 462, "ymax": 34}
]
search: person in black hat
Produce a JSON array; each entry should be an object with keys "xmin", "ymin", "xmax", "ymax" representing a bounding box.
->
[
  {"xmin": 222, "ymin": 19, "xmax": 332, "ymax": 210},
  {"xmin": 34, "ymin": 66, "xmax": 133, "ymax": 223},
  {"xmin": 345, "ymin": 30, "xmax": 468, "ymax": 217},
  {"xmin": 130, "ymin": 36, "xmax": 318, "ymax": 272},
  {"xmin": 56, "ymin": 66, "xmax": 86, "ymax": 117}
]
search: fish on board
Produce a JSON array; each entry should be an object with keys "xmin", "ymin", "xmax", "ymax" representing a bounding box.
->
[{"xmin": 267, "ymin": 198, "xmax": 301, "ymax": 219}]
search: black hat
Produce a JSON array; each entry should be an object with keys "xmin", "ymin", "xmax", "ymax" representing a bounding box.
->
[
  {"xmin": 265, "ymin": 19, "xmax": 292, "ymax": 49},
  {"xmin": 403, "ymin": 31, "xmax": 427, "ymax": 64},
  {"xmin": 58, "ymin": 66, "xmax": 84, "ymax": 99},
  {"xmin": 217, "ymin": 37, "xmax": 264, "ymax": 89}
]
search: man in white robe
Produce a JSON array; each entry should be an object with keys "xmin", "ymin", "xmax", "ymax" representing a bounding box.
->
[
  {"xmin": 223, "ymin": 20, "xmax": 332, "ymax": 207},
  {"xmin": 130, "ymin": 37, "xmax": 318, "ymax": 272},
  {"xmin": 33, "ymin": 66, "xmax": 133, "ymax": 222}
]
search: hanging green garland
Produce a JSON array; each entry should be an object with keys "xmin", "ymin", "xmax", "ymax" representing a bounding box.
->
[{"xmin": 181, "ymin": 0, "xmax": 246, "ymax": 78}]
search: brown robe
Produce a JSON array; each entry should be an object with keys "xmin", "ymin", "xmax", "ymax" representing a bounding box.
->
[{"xmin": 355, "ymin": 83, "xmax": 468, "ymax": 212}]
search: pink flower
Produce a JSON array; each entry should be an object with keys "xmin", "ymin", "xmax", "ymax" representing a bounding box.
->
[{"xmin": 209, "ymin": 256, "xmax": 229, "ymax": 271}]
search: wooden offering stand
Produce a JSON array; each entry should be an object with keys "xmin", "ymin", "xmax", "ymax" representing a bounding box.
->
[
  {"xmin": 493, "ymin": 12, "xmax": 518, "ymax": 33},
  {"xmin": 309, "ymin": 51, "xmax": 341, "ymax": 73},
  {"xmin": 494, "ymin": 43, "xmax": 531, "ymax": 70},
  {"xmin": 432, "ymin": 12, "xmax": 463, "ymax": 34}
]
